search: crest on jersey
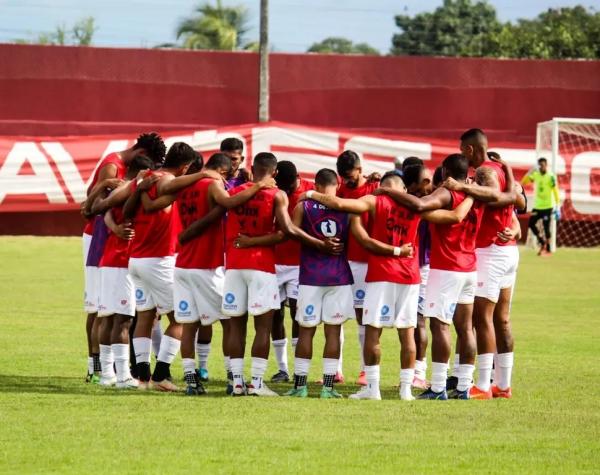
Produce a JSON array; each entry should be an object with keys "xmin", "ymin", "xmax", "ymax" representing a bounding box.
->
[{"xmin": 319, "ymin": 219, "xmax": 337, "ymax": 237}]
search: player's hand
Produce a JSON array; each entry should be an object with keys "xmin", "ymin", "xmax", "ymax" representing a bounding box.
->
[
  {"xmin": 200, "ymin": 169, "xmax": 223, "ymax": 181},
  {"xmin": 554, "ymin": 206, "xmax": 561, "ymax": 221},
  {"xmin": 233, "ymin": 234, "xmax": 254, "ymax": 248},
  {"xmin": 372, "ymin": 187, "xmax": 390, "ymax": 196},
  {"xmin": 137, "ymin": 175, "xmax": 159, "ymax": 191},
  {"xmin": 400, "ymin": 243, "xmax": 413, "ymax": 258},
  {"xmin": 80, "ymin": 201, "xmax": 92, "ymax": 218},
  {"xmin": 104, "ymin": 178, "xmax": 125, "ymax": 190},
  {"xmin": 115, "ymin": 221, "xmax": 135, "ymax": 240},
  {"xmin": 365, "ymin": 172, "xmax": 381, "ymax": 184},
  {"xmin": 257, "ymin": 177, "xmax": 276, "ymax": 189},
  {"xmin": 321, "ymin": 237, "xmax": 344, "ymax": 255},
  {"xmin": 488, "ymin": 152, "xmax": 511, "ymax": 173},
  {"xmin": 442, "ymin": 177, "xmax": 462, "ymax": 191},
  {"xmin": 497, "ymin": 227, "xmax": 517, "ymax": 243}
]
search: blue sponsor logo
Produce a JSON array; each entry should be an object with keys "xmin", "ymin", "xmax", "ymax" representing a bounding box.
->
[
  {"xmin": 179, "ymin": 300, "xmax": 189, "ymax": 312},
  {"xmin": 305, "ymin": 305, "xmax": 314, "ymax": 316},
  {"xmin": 225, "ymin": 293, "xmax": 235, "ymax": 304},
  {"xmin": 381, "ymin": 305, "xmax": 390, "ymax": 316},
  {"xmin": 356, "ymin": 289, "xmax": 365, "ymax": 300},
  {"xmin": 135, "ymin": 289, "xmax": 143, "ymax": 300}
]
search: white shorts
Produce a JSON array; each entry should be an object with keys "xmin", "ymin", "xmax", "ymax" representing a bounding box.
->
[
  {"xmin": 349, "ymin": 261, "xmax": 368, "ymax": 308},
  {"xmin": 98, "ymin": 267, "xmax": 135, "ymax": 318},
  {"xmin": 222, "ymin": 269, "xmax": 279, "ymax": 317},
  {"xmin": 422, "ymin": 269, "xmax": 477, "ymax": 324},
  {"xmin": 475, "ymin": 245, "xmax": 520, "ymax": 303},
  {"xmin": 128, "ymin": 256, "xmax": 175, "ymax": 314},
  {"xmin": 363, "ymin": 282, "xmax": 419, "ymax": 329},
  {"xmin": 83, "ymin": 233, "xmax": 99, "ymax": 313},
  {"xmin": 417, "ymin": 264, "xmax": 430, "ymax": 315},
  {"xmin": 174, "ymin": 267, "xmax": 228, "ymax": 325},
  {"xmin": 296, "ymin": 285, "xmax": 355, "ymax": 327},
  {"xmin": 276, "ymin": 265, "xmax": 299, "ymax": 303}
]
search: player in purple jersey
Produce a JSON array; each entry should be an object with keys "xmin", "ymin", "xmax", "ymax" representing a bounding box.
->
[
  {"xmin": 220, "ymin": 137, "xmax": 251, "ymax": 189},
  {"xmin": 285, "ymin": 168, "xmax": 355, "ymax": 399}
]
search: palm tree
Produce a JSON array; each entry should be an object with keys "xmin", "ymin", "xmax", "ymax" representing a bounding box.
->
[{"xmin": 176, "ymin": 0, "xmax": 249, "ymax": 51}]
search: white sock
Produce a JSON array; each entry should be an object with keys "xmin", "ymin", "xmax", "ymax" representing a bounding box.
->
[
  {"xmin": 196, "ymin": 342, "xmax": 211, "ymax": 370},
  {"xmin": 364, "ymin": 365, "xmax": 380, "ymax": 393},
  {"xmin": 224, "ymin": 355, "xmax": 231, "ymax": 376},
  {"xmin": 295, "ymin": 357, "xmax": 311, "ymax": 377},
  {"xmin": 157, "ymin": 335, "xmax": 180, "ymax": 365},
  {"xmin": 357, "ymin": 324, "xmax": 365, "ymax": 371},
  {"xmin": 415, "ymin": 358, "xmax": 427, "ymax": 379},
  {"xmin": 400, "ymin": 368, "xmax": 415, "ymax": 399},
  {"xmin": 431, "ymin": 362, "xmax": 448, "ymax": 393},
  {"xmin": 272, "ymin": 338, "xmax": 289, "ymax": 373},
  {"xmin": 230, "ymin": 358, "xmax": 244, "ymax": 388},
  {"xmin": 151, "ymin": 320, "xmax": 163, "ymax": 357},
  {"xmin": 87, "ymin": 356, "xmax": 94, "ymax": 374},
  {"xmin": 251, "ymin": 357, "xmax": 268, "ymax": 389},
  {"xmin": 99, "ymin": 344, "xmax": 115, "ymax": 379},
  {"xmin": 182, "ymin": 357, "xmax": 196, "ymax": 375},
  {"xmin": 338, "ymin": 326, "xmax": 344, "ymax": 374},
  {"xmin": 132, "ymin": 337, "xmax": 151, "ymax": 364},
  {"xmin": 457, "ymin": 364, "xmax": 475, "ymax": 392},
  {"xmin": 112, "ymin": 344, "xmax": 131, "ymax": 382},
  {"xmin": 453, "ymin": 353, "xmax": 460, "ymax": 376},
  {"xmin": 476, "ymin": 353, "xmax": 494, "ymax": 392},
  {"xmin": 496, "ymin": 352, "xmax": 514, "ymax": 390}
]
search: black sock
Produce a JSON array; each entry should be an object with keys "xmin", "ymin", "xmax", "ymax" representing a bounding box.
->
[
  {"xmin": 152, "ymin": 361, "xmax": 170, "ymax": 382},
  {"xmin": 227, "ymin": 371, "xmax": 233, "ymax": 382},
  {"xmin": 323, "ymin": 373, "xmax": 335, "ymax": 389},
  {"xmin": 294, "ymin": 374, "xmax": 307, "ymax": 389},
  {"xmin": 136, "ymin": 362, "xmax": 151, "ymax": 382},
  {"xmin": 92, "ymin": 353, "xmax": 101, "ymax": 373}
]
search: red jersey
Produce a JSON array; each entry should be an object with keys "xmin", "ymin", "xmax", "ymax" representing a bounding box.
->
[
  {"xmin": 225, "ymin": 183, "xmax": 278, "ymax": 273},
  {"xmin": 84, "ymin": 153, "xmax": 126, "ymax": 235},
  {"xmin": 275, "ymin": 178, "xmax": 314, "ymax": 266},
  {"xmin": 366, "ymin": 195, "xmax": 421, "ymax": 285},
  {"xmin": 176, "ymin": 178, "xmax": 224, "ymax": 270},
  {"xmin": 430, "ymin": 190, "xmax": 484, "ymax": 272},
  {"xmin": 476, "ymin": 161, "xmax": 516, "ymax": 248},
  {"xmin": 129, "ymin": 173, "xmax": 179, "ymax": 259},
  {"xmin": 99, "ymin": 204, "xmax": 130, "ymax": 268},
  {"xmin": 338, "ymin": 180, "xmax": 378, "ymax": 262}
]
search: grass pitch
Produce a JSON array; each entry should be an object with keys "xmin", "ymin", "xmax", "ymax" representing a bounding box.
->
[{"xmin": 0, "ymin": 236, "xmax": 599, "ymax": 474}]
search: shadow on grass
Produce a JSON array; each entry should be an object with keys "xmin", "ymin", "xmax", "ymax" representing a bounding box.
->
[{"xmin": 0, "ymin": 374, "xmax": 409, "ymax": 400}]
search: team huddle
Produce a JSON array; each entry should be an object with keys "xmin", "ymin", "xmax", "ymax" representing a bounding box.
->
[{"xmin": 81, "ymin": 128, "xmax": 525, "ymax": 400}]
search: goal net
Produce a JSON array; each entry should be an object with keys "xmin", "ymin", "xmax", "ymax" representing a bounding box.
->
[{"xmin": 535, "ymin": 118, "xmax": 600, "ymax": 249}]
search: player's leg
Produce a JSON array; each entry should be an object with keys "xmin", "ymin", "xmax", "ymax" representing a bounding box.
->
[
  {"xmin": 270, "ymin": 303, "xmax": 290, "ymax": 383},
  {"xmin": 398, "ymin": 327, "xmax": 416, "ymax": 400},
  {"xmin": 349, "ymin": 325, "xmax": 383, "ymax": 400},
  {"xmin": 98, "ymin": 315, "xmax": 116, "ymax": 386},
  {"xmin": 132, "ymin": 309, "xmax": 157, "ymax": 388},
  {"xmin": 472, "ymin": 298, "xmax": 496, "ymax": 397},
  {"xmin": 320, "ymin": 324, "xmax": 343, "ymax": 398},
  {"xmin": 196, "ymin": 324, "xmax": 212, "ymax": 382},
  {"xmin": 395, "ymin": 283, "xmax": 419, "ymax": 400},
  {"xmin": 151, "ymin": 317, "xmax": 163, "ymax": 359},
  {"xmin": 111, "ymin": 314, "xmax": 136, "ymax": 388},
  {"xmin": 83, "ymin": 234, "xmax": 100, "ymax": 382},
  {"xmin": 451, "ymin": 303, "xmax": 476, "ymax": 399},
  {"xmin": 285, "ymin": 325, "xmax": 315, "ymax": 397},
  {"xmin": 85, "ymin": 313, "xmax": 97, "ymax": 381},
  {"xmin": 492, "ymin": 287, "xmax": 515, "ymax": 398},
  {"xmin": 528, "ymin": 209, "xmax": 544, "ymax": 248},
  {"xmin": 150, "ymin": 310, "xmax": 181, "ymax": 390},
  {"xmin": 350, "ymin": 261, "xmax": 367, "ymax": 385},
  {"xmin": 181, "ymin": 321, "xmax": 203, "ymax": 395},
  {"xmin": 541, "ymin": 209, "xmax": 552, "ymax": 253},
  {"xmin": 413, "ymin": 315, "xmax": 429, "ymax": 389}
]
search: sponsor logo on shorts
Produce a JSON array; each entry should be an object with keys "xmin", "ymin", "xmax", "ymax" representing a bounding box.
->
[
  {"xmin": 179, "ymin": 300, "xmax": 189, "ymax": 312},
  {"xmin": 305, "ymin": 305, "xmax": 314, "ymax": 316},
  {"xmin": 381, "ymin": 305, "xmax": 390, "ymax": 316},
  {"xmin": 135, "ymin": 289, "xmax": 146, "ymax": 304},
  {"xmin": 355, "ymin": 289, "xmax": 365, "ymax": 300},
  {"xmin": 121, "ymin": 299, "xmax": 128, "ymax": 306},
  {"xmin": 223, "ymin": 292, "xmax": 237, "ymax": 311}
]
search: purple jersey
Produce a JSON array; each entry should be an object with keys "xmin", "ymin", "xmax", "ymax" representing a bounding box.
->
[
  {"xmin": 299, "ymin": 199, "xmax": 353, "ymax": 287},
  {"xmin": 86, "ymin": 215, "xmax": 109, "ymax": 267},
  {"xmin": 418, "ymin": 220, "xmax": 431, "ymax": 268},
  {"xmin": 226, "ymin": 172, "xmax": 247, "ymax": 190}
]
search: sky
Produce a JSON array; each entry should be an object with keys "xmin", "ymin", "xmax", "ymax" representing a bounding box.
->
[{"xmin": 0, "ymin": 0, "xmax": 597, "ymax": 53}]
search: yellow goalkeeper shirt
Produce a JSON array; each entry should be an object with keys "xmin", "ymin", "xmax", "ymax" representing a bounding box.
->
[{"xmin": 522, "ymin": 170, "xmax": 559, "ymax": 210}]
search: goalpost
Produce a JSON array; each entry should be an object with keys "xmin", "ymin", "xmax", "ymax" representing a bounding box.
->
[{"xmin": 535, "ymin": 118, "xmax": 600, "ymax": 250}]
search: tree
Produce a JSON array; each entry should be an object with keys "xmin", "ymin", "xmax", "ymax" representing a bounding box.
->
[
  {"xmin": 308, "ymin": 37, "xmax": 380, "ymax": 55},
  {"xmin": 176, "ymin": 0, "xmax": 250, "ymax": 51},
  {"xmin": 15, "ymin": 17, "xmax": 96, "ymax": 46},
  {"xmin": 391, "ymin": 0, "xmax": 501, "ymax": 57}
]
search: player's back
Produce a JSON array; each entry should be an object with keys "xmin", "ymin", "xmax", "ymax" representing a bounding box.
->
[
  {"xmin": 176, "ymin": 178, "xmax": 224, "ymax": 270},
  {"xmin": 366, "ymin": 194, "xmax": 420, "ymax": 285},
  {"xmin": 299, "ymin": 199, "xmax": 353, "ymax": 287}
]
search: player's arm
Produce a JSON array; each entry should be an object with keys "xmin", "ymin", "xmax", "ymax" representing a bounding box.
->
[
  {"xmin": 158, "ymin": 169, "xmax": 223, "ymax": 195},
  {"xmin": 422, "ymin": 196, "xmax": 475, "ymax": 224},
  {"xmin": 350, "ymin": 215, "xmax": 413, "ymax": 257},
  {"xmin": 551, "ymin": 175, "xmax": 560, "ymax": 206},
  {"xmin": 299, "ymin": 190, "xmax": 370, "ymax": 214},
  {"xmin": 87, "ymin": 163, "xmax": 119, "ymax": 196},
  {"xmin": 104, "ymin": 209, "xmax": 134, "ymax": 241},
  {"xmin": 375, "ymin": 186, "xmax": 451, "ymax": 213},
  {"xmin": 497, "ymin": 213, "xmax": 522, "ymax": 243},
  {"xmin": 210, "ymin": 177, "xmax": 276, "ymax": 210},
  {"xmin": 521, "ymin": 168, "xmax": 535, "ymax": 186},
  {"xmin": 141, "ymin": 192, "xmax": 176, "ymax": 212},
  {"xmin": 178, "ymin": 205, "xmax": 226, "ymax": 245},
  {"xmin": 122, "ymin": 174, "xmax": 159, "ymax": 219},
  {"xmin": 91, "ymin": 181, "xmax": 134, "ymax": 215},
  {"xmin": 444, "ymin": 178, "xmax": 515, "ymax": 206},
  {"xmin": 81, "ymin": 178, "xmax": 124, "ymax": 218},
  {"xmin": 234, "ymin": 231, "xmax": 286, "ymax": 248},
  {"xmin": 274, "ymin": 191, "xmax": 343, "ymax": 255}
]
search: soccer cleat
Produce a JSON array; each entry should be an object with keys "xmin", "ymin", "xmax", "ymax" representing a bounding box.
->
[
  {"xmin": 196, "ymin": 367, "xmax": 209, "ymax": 382},
  {"xmin": 412, "ymin": 377, "xmax": 430, "ymax": 390},
  {"xmin": 448, "ymin": 388, "xmax": 470, "ymax": 400},
  {"xmin": 99, "ymin": 376, "xmax": 117, "ymax": 387},
  {"xmin": 284, "ymin": 386, "xmax": 308, "ymax": 398},
  {"xmin": 469, "ymin": 386, "xmax": 493, "ymax": 400},
  {"xmin": 446, "ymin": 376, "xmax": 458, "ymax": 391},
  {"xmin": 152, "ymin": 379, "xmax": 179, "ymax": 392},
  {"xmin": 232, "ymin": 384, "xmax": 247, "ymax": 396},
  {"xmin": 185, "ymin": 382, "xmax": 207, "ymax": 396},
  {"xmin": 491, "ymin": 385, "xmax": 512, "ymax": 399},
  {"xmin": 226, "ymin": 381, "xmax": 234, "ymax": 395},
  {"xmin": 86, "ymin": 372, "xmax": 101, "ymax": 384},
  {"xmin": 416, "ymin": 388, "xmax": 448, "ymax": 400},
  {"xmin": 349, "ymin": 387, "xmax": 381, "ymax": 400},
  {"xmin": 356, "ymin": 371, "xmax": 367, "ymax": 386},
  {"xmin": 270, "ymin": 370, "xmax": 290, "ymax": 383},
  {"xmin": 247, "ymin": 383, "xmax": 279, "ymax": 397},
  {"xmin": 320, "ymin": 387, "xmax": 343, "ymax": 399},
  {"xmin": 116, "ymin": 377, "xmax": 139, "ymax": 389}
]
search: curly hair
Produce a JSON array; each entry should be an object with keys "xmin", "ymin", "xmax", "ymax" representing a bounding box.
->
[{"xmin": 133, "ymin": 132, "xmax": 166, "ymax": 166}]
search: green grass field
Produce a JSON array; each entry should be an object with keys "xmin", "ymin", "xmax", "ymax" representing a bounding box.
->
[{"xmin": 0, "ymin": 237, "xmax": 599, "ymax": 474}]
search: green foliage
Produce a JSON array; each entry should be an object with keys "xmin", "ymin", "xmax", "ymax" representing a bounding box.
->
[
  {"xmin": 308, "ymin": 37, "xmax": 380, "ymax": 55},
  {"xmin": 391, "ymin": 1, "xmax": 600, "ymax": 59},
  {"xmin": 176, "ymin": 0, "xmax": 250, "ymax": 51},
  {"xmin": 15, "ymin": 16, "xmax": 96, "ymax": 46}
]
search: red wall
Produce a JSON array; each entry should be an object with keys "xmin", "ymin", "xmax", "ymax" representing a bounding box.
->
[{"xmin": 0, "ymin": 44, "xmax": 598, "ymax": 141}]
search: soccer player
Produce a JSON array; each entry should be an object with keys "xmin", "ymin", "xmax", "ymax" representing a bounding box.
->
[
  {"xmin": 123, "ymin": 142, "xmax": 196, "ymax": 391},
  {"xmin": 270, "ymin": 160, "xmax": 314, "ymax": 383},
  {"xmin": 81, "ymin": 132, "xmax": 166, "ymax": 382},
  {"xmin": 522, "ymin": 157, "xmax": 560, "ymax": 255},
  {"xmin": 221, "ymin": 137, "xmax": 251, "ymax": 188},
  {"xmin": 282, "ymin": 168, "xmax": 353, "ymax": 398},
  {"xmin": 336, "ymin": 150, "xmax": 379, "ymax": 385},
  {"xmin": 222, "ymin": 152, "xmax": 340, "ymax": 397}
]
